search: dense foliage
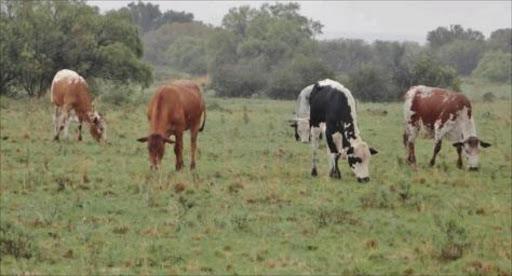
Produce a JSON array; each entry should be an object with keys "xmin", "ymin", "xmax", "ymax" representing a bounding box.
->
[
  {"xmin": 1, "ymin": 0, "xmax": 509, "ymax": 101},
  {"xmin": 208, "ymin": 3, "xmax": 332, "ymax": 99},
  {"xmin": 0, "ymin": 0, "xmax": 152, "ymax": 96},
  {"xmin": 472, "ymin": 51, "xmax": 512, "ymax": 83}
]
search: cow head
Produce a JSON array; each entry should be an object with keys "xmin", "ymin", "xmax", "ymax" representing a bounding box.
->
[
  {"xmin": 88, "ymin": 111, "xmax": 106, "ymax": 142},
  {"xmin": 453, "ymin": 136, "xmax": 491, "ymax": 170},
  {"xmin": 137, "ymin": 133, "xmax": 174, "ymax": 169},
  {"xmin": 346, "ymin": 142, "xmax": 378, "ymax": 182},
  {"xmin": 289, "ymin": 118, "xmax": 310, "ymax": 143}
]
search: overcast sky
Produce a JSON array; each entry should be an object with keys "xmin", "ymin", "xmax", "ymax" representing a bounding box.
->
[{"xmin": 90, "ymin": 1, "xmax": 512, "ymax": 44}]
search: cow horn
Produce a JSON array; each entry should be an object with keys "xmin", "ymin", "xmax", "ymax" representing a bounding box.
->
[{"xmin": 137, "ymin": 137, "xmax": 148, "ymax": 142}]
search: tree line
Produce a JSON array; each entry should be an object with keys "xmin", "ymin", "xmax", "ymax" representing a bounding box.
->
[{"xmin": 1, "ymin": 1, "xmax": 510, "ymax": 101}]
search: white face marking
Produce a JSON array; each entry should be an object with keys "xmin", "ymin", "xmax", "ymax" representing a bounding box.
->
[
  {"xmin": 464, "ymin": 147, "xmax": 480, "ymax": 168},
  {"xmin": 297, "ymin": 119, "xmax": 310, "ymax": 143},
  {"xmin": 349, "ymin": 142, "xmax": 372, "ymax": 179}
]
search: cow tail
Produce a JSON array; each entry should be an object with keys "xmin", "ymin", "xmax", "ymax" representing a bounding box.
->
[{"xmin": 199, "ymin": 108, "xmax": 206, "ymax": 132}]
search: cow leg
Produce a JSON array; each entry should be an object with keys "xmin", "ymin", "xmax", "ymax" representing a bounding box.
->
[
  {"xmin": 431, "ymin": 121, "xmax": 453, "ymax": 167},
  {"xmin": 325, "ymin": 123, "xmax": 341, "ymax": 179},
  {"xmin": 77, "ymin": 121, "xmax": 82, "ymax": 141},
  {"xmin": 429, "ymin": 139, "xmax": 442, "ymax": 167},
  {"xmin": 174, "ymin": 132, "xmax": 184, "ymax": 171},
  {"xmin": 52, "ymin": 106, "xmax": 61, "ymax": 136},
  {"xmin": 456, "ymin": 146, "xmax": 463, "ymax": 169},
  {"xmin": 310, "ymin": 126, "xmax": 322, "ymax": 176},
  {"xmin": 404, "ymin": 124, "xmax": 419, "ymax": 165},
  {"xmin": 63, "ymin": 115, "xmax": 71, "ymax": 139},
  {"xmin": 53, "ymin": 109, "xmax": 70, "ymax": 141},
  {"xmin": 189, "ymin": 127, "xmax": 199, "ymax": 169}
]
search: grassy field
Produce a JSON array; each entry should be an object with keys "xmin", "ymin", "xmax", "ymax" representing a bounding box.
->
[{"xmin": 0, "ymin": 84, "xmax": 511, "ymax": 275}]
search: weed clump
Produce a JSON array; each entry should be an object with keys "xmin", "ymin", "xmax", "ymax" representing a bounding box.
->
[
  {"xmin": 440, "ymin": 220, "xmax": 468, "ymax": 260},
  {"xmin": 0, "ymin": 222, "xmax": 34, "ymax": 259}
]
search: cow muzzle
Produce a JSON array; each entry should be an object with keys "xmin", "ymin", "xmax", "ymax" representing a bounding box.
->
[{"xmin": 357, "ymin": 177, "xmax": 370, "ymax": 183}]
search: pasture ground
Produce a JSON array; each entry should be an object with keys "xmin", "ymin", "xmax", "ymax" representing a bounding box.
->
[{"xmin": 0, "ymin": 84, "xmax": 511, "ymax": 275}]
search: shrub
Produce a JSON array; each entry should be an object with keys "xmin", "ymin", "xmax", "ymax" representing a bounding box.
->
[
  {"xmin": 267, "ymin": 55, "xmax": 333, "ymax": 99},
  {"xmin": 472, "ymin": 51, "xmax": 512, "ymax": 83},
  {"xmin": 0, "ymin": 222, "xmax": 34, "ymax": 259},
  {"xmin": 347, "ymin": 64, "xmax": 396, "ymax": 102},
  {"xmin": 410, "ymin": 54, "xmax": 461, "ymax": 91},
  {"xmin": 211, "ymin": 58, "xmax": 267, "ymax": 98},
  {"xmin": 440, "ymin": 220, "xmax": 468, "ymax": 260},
  {"xmin": 93, "ymin": 79, "xmax": 143, "ymax": 106}
]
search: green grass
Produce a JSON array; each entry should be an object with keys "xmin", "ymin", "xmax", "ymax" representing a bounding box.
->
[{"xmin": 1, "ymin": 84, "xmax": 511, "ymax": 275}]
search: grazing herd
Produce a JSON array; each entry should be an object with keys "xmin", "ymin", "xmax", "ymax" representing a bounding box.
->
[{"xmin": 50, "ymin": 69, "xmax": 491, "ymax": 181}]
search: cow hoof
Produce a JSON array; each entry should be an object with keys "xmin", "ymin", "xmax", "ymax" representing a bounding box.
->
[
  {"xmin": 77, "ymin": 136, "xmax": 82, "ymax": 141},
  {"xmin": 429, "ymin": 161, "xmax": 435, "ymax": 167},
  {"xmin": 329, "ymin": 170, "xmax": 341, "ymax": 179},
  {"xmin": 311, "ymin": 168, "xmax": 318, "ymax": 176},
  {"xmin": 53, "ymin": 137, "xmax": 59, "ymax": 142},
  {"xmin": 190, "ymin": 163, "xmax": 196, "ymax": 170}
]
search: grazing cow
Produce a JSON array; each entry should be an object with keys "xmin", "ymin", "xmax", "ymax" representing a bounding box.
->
[
  {"xmin": 403, "ymin": 86, "xmax": 491, "ymax": 170},
  {"xmin": 137, "ymin": 81, "xmax": 206, "ymax": 170},
  {"xmin": 289, "ymin": 84, "xmax": 326, "ymax": 143},
  {"xmin": 51, "ymin": 69, "xmax": 106, "ymax": 142},
  {"xmin": 309, "ymin": 79, "xmax": 378, "ymax": 182}
]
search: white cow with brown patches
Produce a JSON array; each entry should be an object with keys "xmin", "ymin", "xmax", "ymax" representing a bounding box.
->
[
  {"xmin": 403, "ymin": 86, "xmax": 491, "ymax": 170},
  {"xmin": 51, "ymin": 69, "xmax": 106, "ymax": 142}
]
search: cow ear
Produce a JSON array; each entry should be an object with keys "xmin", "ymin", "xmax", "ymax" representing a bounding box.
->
[
  {"xmin": 452, "ymin": 142, "xmax": 464, "ymax": 148},
  {"xmin": 479, "ymin": 140, "xmax": 491, "ymax": 148},
  {"xmin": 137, "ymin": 137, "xmax": 148, "ymax": 142},
  {"xmin": 369, "ymin": 147, "xmax": 378, "ymax": 155},
  {"xmin": 346, "ymin": 147, "xmax": 354, "ymax": 155}
]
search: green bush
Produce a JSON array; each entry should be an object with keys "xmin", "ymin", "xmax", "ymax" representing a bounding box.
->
[
  {"xmin": 347, "ymin": 54, "xmax": 460, "ymax": 102},
  {"xmin": 94, "ymin": 79, "xmax": 146, "ymax": 106},
  {"xmin": 472, "ymin": 51, "xmax": 512, "ymax": 83},
  {"xmin": 211, "ymin": 58, "xmax": 267, "ymax": 98},
  {"xmin": 347, "ymin": 64, "xmax": 396, "ymax": 102},
  {"xmin": 267, "ymin": 55, "xmax": 333, "ymax": 99},
  {"xmin": 411, "ymin": 54, "xmax": 461, "ymax": 91}
]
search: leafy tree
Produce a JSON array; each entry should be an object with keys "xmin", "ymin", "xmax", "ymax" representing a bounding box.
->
[
  {"xmin": 165, "ymin": 37, "xmax": 207, "ymax": 75},
  {"xmin": 472, "ymin": 51, "xmax": 512, "ymax": 83},
  {"xmin": 143, "ymin": 22, "xmax": 212, "ymax": 66},
  {"xmin": 318, "ymin": 39, "xmax": 373, "ymax": 74},
  {"xmin": 427, "ymin": 25, "xmax": 484, "ymax": 49},
  {"xmin": 209, "ymin": 2, "xmax": 327, "ymax": 98},
  {"xmin": 347, "ymin": 54, "xmax": 460, "ymax": 102},
  {"xmin": 0, "ymin": 0, "xmax": 151, "ymax": 96},
  {"xmin": 119, "ymin": 1, "xmax": 194, "ymax": 35},
  {"xmin": 410, "ymin": 54, "xmax": 461, "ymax": 91},
  {"xmin": 268, "ymin": 55, "xmax": 334, "ymax": 99},
  {"xmin": 347, "ymin": 64, "xmax": 395, "ymax": 101},
  {"xmin": 436, "ymin": 40, "xmax": 486, "ymax": 75},
  {"xmin": 487, "ymin": 28, "xmax": 512, "ymax": 52}
]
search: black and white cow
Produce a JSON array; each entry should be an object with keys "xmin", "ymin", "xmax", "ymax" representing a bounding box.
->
[
  {"xmin": 289, "ymin": 84, "xmax": 325, "ymax": 143},
  {"xmin": 309, "ymin": 79, "xmax": 378, "ymax": 182}
]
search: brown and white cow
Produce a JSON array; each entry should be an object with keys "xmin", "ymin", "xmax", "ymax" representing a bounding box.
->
[
  {"xmin": 403, "ymin": 85, "xmax": 491, "ymax": 171},
  {"xmin": 137, "ymin": 81, "xmax": 206, "ymax": 170},
  {"xmin": 51, "ymin": 69, "xmax": 106, "ymax": 142}
]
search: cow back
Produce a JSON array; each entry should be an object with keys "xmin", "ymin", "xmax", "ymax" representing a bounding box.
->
[{"xmin": 408, "ymin": 86, "xmax": 471, "ymax": 128}]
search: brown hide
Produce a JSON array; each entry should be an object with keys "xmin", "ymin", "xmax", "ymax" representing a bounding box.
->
[
  {"xmin": 142, "ymin": 81, "xmax": 205, "ymax": 169},
  {"xmin": 51, "ymin": 76, "xmax": 94, "ymax": 123},
  {"xmin": 146, "ymin": 83, "xmax": 204, "ymax": 135},
  {"xmin": 409, "ymin": 88, "xmax": 472, "ymax": 130}
]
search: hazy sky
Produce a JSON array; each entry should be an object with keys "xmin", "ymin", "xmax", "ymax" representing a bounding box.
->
[{"xmin": 90, "ymin": 1, "xmax": 512, "ymax": 44}]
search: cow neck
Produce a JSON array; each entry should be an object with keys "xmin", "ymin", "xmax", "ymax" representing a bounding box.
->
[
  {"xmin": 149, "ymin": 100, "xmax": 171, "ymax": 136},
  {"xmin": 460, "ymin": 116, "xmax": 477, "ymax": 140}
]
